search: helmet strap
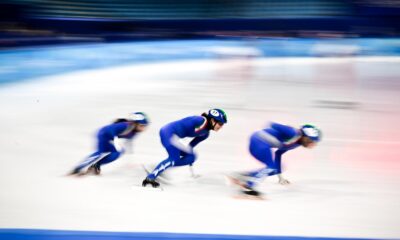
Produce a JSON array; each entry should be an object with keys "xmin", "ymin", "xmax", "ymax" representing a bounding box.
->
[
  {"xmin": 207, "ymin": 118, "xmax": 215, "ymax": 130},
  {"xmin": 211, "ymin": 121, "xmax": 217, "ymax": 130}
]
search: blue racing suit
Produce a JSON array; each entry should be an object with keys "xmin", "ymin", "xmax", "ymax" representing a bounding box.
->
[
  {"xmin": 147, "ymin": 116, "xmax": 210, "ymax": 180},
  {"xmin": 246, "ymin": 122, "xmax": 302, "ymax": 187},
  {"xmin": 74, "ymin": 121, "xmax": 138, "ymax": 171}
]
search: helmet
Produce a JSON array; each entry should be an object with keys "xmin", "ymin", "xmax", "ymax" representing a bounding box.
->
[
  {"xmin": 301, "ymin": 124, "xmax": 321, "ymax": 142},
  {"xmin": 128, "ymin": 112, "xmax": 149, "ymax": 125},
  {"xmin": 207, "ymin": 108, "xmax": 227, "ymax": 124}
]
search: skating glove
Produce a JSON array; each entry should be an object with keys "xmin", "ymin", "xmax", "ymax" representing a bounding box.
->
[
  {"xmin": 189, "ymin": 165, "xmax": 200, "ymax": 179},
  {"xmin": 278, "ymin": 174, "xmax": 290, "ymax": 185}
]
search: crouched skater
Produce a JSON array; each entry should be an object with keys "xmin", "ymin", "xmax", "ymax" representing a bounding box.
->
[
  {"xmin": 228, "ymin": 122, "xmax": 321, "ymax": 198},
  {"xmin": 70, "ymin": 112, "xmax": 149, "ymax": 176},
  {"xmin": 142, "ymin": 109, "xmax": 227, "ymax": 188}
]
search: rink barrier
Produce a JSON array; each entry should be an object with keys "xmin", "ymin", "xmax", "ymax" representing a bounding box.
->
[
  {"xmin": 0, "ymin": 38, "xmax": 399, "ymax": 85},
  {"xmin": 0, "ymin": 229, "xmax": 381, "ymax": 240}
]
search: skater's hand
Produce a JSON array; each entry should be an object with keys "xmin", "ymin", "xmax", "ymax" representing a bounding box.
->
[
  {"xmin": 191, "ymin": 174, "xmax": 201, "ymax": 179},
  {"xmin": 191, "ymin": 173, "xmax": 201, "ymax": 179},
  {"xmin": 278, "ymin": 174, "xmax": 290, "ymax": 185},
  {"xmin": 189, "ymin": 165, "xmax": 200, "ymax": 179},
  {"xmin": 279, "ymin": 178, "xmax": 290, "ymax": 185}
]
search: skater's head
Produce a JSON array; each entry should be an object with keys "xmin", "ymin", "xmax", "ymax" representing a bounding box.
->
[
  {"xmin": 299, "ymin": 124, "xmax": 321, "ymax": 148},
  {"xmin": 128, "ymin": 112, "xmax": 149, "ymax": 132},
  {"xmin": 203, "ymin": 108, "xmax": 227, "ymax": 131}
]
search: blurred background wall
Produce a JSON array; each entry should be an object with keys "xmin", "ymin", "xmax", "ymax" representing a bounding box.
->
[{"xmin": 1, "ymin": 0, "xmax": 399, "ymax": 48}]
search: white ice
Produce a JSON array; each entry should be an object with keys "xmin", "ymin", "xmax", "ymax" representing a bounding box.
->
[{"xmin": 0, "ymin": 57, "xmax": 400, "ymax": 239}]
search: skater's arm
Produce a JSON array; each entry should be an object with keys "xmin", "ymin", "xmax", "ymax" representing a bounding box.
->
[
  {"xmin": 104, "ymin": 123, "xmax": 133, "ymax": 153},
  {"xmin": 265, "ymin": 149, "xmax": 287, "ymax": 177},
  {"xmin": 274, "ymin": 149, "xmax": 290, "ymax": 185},
  {"xmin": 189, "ymin": 133, "xmax": 209, "ymax": 148}
]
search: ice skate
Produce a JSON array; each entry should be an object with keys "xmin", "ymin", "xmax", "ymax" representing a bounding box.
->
[
  {"xmin": 226, "ymin": 173, "xmax": 265, "ymax": 200},
  {"xmin": 142, "ymin": 164, "xmax": 171, "ymax": 185},
  {"xmin": 68, "ymin": 167, "xmax": 87, "ymax": 177},
  {"xmin": 86, "ymin": 163, "xmax": 101, "ymax": 175},
  {"xmin": 235, "ymin": 186, "xmax": 265, "ymax": 200},
  {"xmin": 142, "ymin": 177, "xmax": 160, "ymax": 188},
  {"xmin": 225, "ymin": 172, "xmax": 250, "ymax": 188},
  {"xmin": 241, "ymin": 186, "xmax": 262, "ymax": 197}
]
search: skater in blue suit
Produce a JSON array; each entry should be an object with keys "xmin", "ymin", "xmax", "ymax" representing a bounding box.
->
[
  {"xmin": 229, "ymin": 122, "xmax": 321, "ymax": 197},
  {"xmin": 142, "ymin": 109, "xmax": 227, "ymax": 188},
  {"xmin": 70, "ymin": 112, "xmax": 149, "ymax": 176}
]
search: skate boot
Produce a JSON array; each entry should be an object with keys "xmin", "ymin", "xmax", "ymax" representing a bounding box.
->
[
  {"xmin": 142, "ymin": 177, "xmax": 160, "ymax": 188},
  {"xmin": 241, "ymin": 186, "xmax": 261, "ymax": 197},
  {"xmin": 142, "ymin": 164, "xmax": 171, "ymax": 185},
  {"xmin": 226, "ymin": 172, "xmax": 251, "ymax": 188},
  {"xmin": 237, "ymin": 186, "xmax": 264, "ymax": 200},
  {"xmin": 87, "ymin": 163, "xmax": 101, "ymax": 175}
]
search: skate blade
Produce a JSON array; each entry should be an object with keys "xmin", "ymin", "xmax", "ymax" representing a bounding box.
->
[
  {"xmin": 225, "ymin": 175, "xmax": 247, "ymax": 188},
  {"xmin": 142, "ymin": 164, "xmax": 171, "ymax": 185},
  {"xmin": 86, "ymin": 170, "xmax": 101, "ymax": 176},
  {"xmin": 232, "ymin": 194, "xmax": 265, "ymax": 201},
  {"xmin": 66, "ymin": 171, "xmax": 88, "ymax": 177},
  {"xmin": 132, "ymin": 185, "xmax": 164, "ymax": 191}
]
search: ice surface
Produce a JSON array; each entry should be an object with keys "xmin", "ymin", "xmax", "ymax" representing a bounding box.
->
[{"xmin": 0, "ymin": 57, "xmax": 399, "ymax": 239}]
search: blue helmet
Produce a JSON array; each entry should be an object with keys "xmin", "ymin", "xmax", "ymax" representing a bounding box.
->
[
  {"xmin": 301, "ymin": 124, "xmax": 321, "ymax": 142},
  {"xmin": 129, "ymin": 112, "xmax": 149, "ymax": 125},
  {"xmin": 208, "ymin": 108, "xmax": 227, "ymax": 124}
]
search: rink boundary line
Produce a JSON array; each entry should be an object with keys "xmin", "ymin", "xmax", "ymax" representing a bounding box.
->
[{"xmin": 0, "ymin": 229, "xmax": 383, "ymax": 240}]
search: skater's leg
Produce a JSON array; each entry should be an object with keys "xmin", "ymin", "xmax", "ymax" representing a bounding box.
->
[
  {"xmin": 147, "ymin": 148, "xmax": 196, "ymax": 179},
  {"xmin": 243, "ymin": 137, "xmax": 277, "ymax": 188},
  {"xmin": 146, "ymin": 128, "xmax": 183, "ymax": 179},
  {"xmin": 245, "ymin": 167, "xmax": 276, "ymax": 188},
  {"xmin": 71, "ymin": 134, "xmax": 115, "ymax": 174},
  {"xmin": 143, "ymin": 128, "xmax": 191, "ymax": 187},
  {"xmin": 71, "ymin": 151, "xmax": 110, "ymax": 174},
  {"xmin": 85, "ymin": 151, "xmax": 121, "ymax": 175},
  {"xmin": 96, "ymin": 151, "xmax": 121, "ymax": 166},
  {"xmin": 174, "ymin": 152, "xmax": 196, "ymax": 167},
  {"xmin": 146, "ymin": 157, "xmax": 176, "ymax": 180}
]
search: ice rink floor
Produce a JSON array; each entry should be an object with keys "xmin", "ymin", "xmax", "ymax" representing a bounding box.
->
[{"xmin": 0, "ymin": 56, "xmax": 400, "ymax": 239}]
